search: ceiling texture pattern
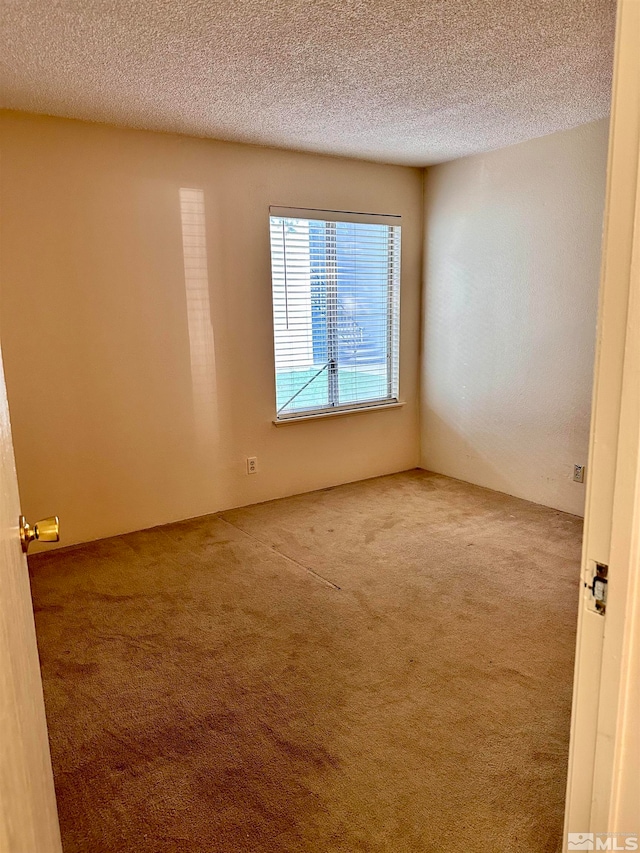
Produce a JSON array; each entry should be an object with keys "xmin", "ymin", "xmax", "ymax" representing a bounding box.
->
[{"xmin": 0, "ymin": 0, "xmax": 616, "ymax": 165}]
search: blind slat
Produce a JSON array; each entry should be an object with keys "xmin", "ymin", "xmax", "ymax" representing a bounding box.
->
[{"xmin": 270, "ymin": 213, "xmax": 401, "ymax": 418}]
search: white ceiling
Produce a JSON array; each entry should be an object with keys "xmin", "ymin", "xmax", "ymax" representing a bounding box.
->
[{"xmin": 0, "ymin": 0, "xmax": 616, "ymax": 166}]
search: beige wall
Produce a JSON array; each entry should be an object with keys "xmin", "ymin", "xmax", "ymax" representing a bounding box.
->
[
  {"xmin": 0, "ymin": 111, "xmax": 423, "ymax": 546},
  {"xmin": 421, "ymin": 120, "xmax": 609, "ymax": 516}
]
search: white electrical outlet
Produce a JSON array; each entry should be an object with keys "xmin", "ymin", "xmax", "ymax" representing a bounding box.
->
[
  {"xmin": 573, "ymin": 464, "xmax": 585, "ymax": 483},
  {"xmin": 247, "ymin": 457, "xmax": 257, "ymax": 474}
]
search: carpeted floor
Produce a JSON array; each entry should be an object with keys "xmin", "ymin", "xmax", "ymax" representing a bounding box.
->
[{"xmin": 29, "ymin": 470, "xmax": 582, "ymax": 853}]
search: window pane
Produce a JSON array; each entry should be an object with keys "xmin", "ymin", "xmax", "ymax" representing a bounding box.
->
[
  {"xmin": 270, "ymin": 213, "xmax": 400, "ymax": 418},
  {"xmin": 334, "ymin": 221, "xmax": 392, "ymax": 406}
]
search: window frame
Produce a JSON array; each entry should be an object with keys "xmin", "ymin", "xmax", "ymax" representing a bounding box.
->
[{"xmin": 268, "ymin": 206, "xmax": 402, "ymax": 422}]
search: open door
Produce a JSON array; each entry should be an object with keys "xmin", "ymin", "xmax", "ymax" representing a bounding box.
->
[
  {"xmin": 564, "ymin": 0, "xmax": 640, "ymax": 844},
  {"xmin": 0, "ymin": 341, "xmax": 61, "ymax": 849}
]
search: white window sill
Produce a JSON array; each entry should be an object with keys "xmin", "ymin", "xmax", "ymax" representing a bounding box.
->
[{"xmin": 272, "ymin": 400, "xmax": 406, "ymax": 426}]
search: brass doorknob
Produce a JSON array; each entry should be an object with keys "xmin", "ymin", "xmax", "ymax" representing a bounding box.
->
[{"xmin": 19, "ymin": 515, "xmax": 60, "ymax": 553}]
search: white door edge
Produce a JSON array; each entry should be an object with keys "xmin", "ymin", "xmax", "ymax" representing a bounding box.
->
[{"xmin": 564, "ymin": 0, "xmax": 640, "ymax": 842}]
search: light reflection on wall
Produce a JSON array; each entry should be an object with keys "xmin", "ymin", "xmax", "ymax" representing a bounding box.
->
[{"xmin": 179, "ymin": 188, "xmax": 219, "ymax": 449}]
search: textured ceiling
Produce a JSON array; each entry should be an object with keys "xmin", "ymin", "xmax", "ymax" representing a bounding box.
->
[{"xmin": 0, "ymin": 0, "xmax": 616, "ymax": 166}]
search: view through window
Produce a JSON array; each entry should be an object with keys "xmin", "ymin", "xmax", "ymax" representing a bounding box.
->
[{"xmin": 269, "ymin": 208, "xmax": 401, "ymax": 419}]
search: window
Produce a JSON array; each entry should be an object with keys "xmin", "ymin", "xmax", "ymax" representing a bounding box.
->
[{"xmin": 269, "ymin": 207, "xmax": 401, "ymax": 420}]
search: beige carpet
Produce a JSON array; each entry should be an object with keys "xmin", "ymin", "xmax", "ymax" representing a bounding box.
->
[{"xmin": 29, "ymin": 470, "xmax": 582, "ymax": 853}]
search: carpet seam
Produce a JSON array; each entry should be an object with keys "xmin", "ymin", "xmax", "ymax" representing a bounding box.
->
[{"xmin": 217, "ymin": 516, "xmax": 341, "ymax": 590}]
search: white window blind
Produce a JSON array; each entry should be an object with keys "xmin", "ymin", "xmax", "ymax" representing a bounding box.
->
[{"xmin": 269, "ymin": 207, "xmax": 401, "ymax": 420}]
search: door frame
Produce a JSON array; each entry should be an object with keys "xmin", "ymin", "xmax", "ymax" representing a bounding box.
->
[{"xmin": 564, "ymin": 0, "xmax": 640, "ymax": 840}]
